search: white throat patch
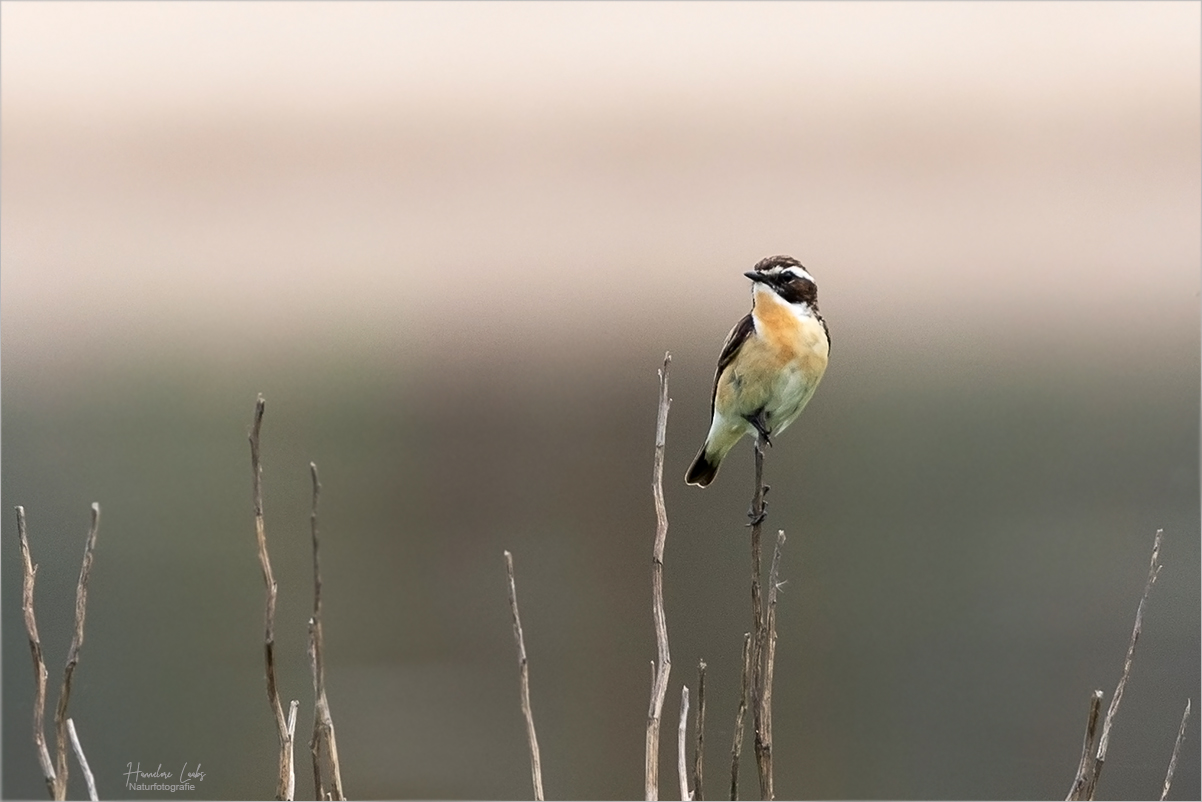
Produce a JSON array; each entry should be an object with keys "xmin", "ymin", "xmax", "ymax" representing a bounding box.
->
[{"xmin": 753, "ymin": 282, "xmax": 816, "ymax": 320}]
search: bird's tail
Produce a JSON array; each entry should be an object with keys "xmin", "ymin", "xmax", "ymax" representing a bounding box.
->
[
  {"xmin": 685, "ymin": 446, "xmax": 721, "ymax": 487},
  {"xmin": 685, "ymin": 416, "xmax": 745, "ymax": 487}
]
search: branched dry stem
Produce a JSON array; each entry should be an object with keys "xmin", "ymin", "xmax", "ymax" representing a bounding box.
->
[
  {"xmin": 1067, "ymin": 528, "xmax": 1165, "ymax": 801},
  {"xmin": 285, "ymin": 700, "xmax": 299, "ymax": 801},
  {"xmin": 307, "ymin": 463, "xmax": 345, "ymax": 801},
  {"xmin": 1159, "ymin": 698, "xmax": 1191, "ymax": 802},
  {"xmin": 646, "ymin": 352, "xmax": 673, "ymax": 801},
  {"xmin": 729, "ymin": 632, "xmax": 751, "ymax": 801},
  {"xmin": 1090, "ymin": 528, "xmax": 1164, "ymax": 799},
  {"xmin": 249, "ymin": 396, "xmax": 297, "ymax": 801},
  {"xmin": 17, "ymin": 504, "xmax": 101, "ymax": 801},
  {"xmin": 504, "ymin": 550, "xmax": 545, "ymax": 801},
  {"xmin": 692, "ymin": 660, "xmax": 707, "ymax": 801}
]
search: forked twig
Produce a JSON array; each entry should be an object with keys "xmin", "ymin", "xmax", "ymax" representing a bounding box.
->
[
  {"xmin": 1089, "ymin": 528, "xmax": 1164, "ymax": 799},
  {"xmin": 248, "ymin": 396, "xmax": 297, "ymax": 800},
  {"xmin": 54, "ymin": 504, "xmax": 101, "ymax": 800},
  {"xmin": 66, "ymin": 719, "xmax": 98, "ymax": 801},
  {"xmin": 678, "ymin": 685, "xmax": 691, "ymax": 801},
  {"xmin": 17, "ymin": 504, "xmax": 101, "ymax": 801},
  {"xmin": 285, "ymin": 700, "xmax": 299, "ymax": 801},
  {"xmin": 1160, "ymin": 699, "xmax": 1191, "ymax": 802},
  {"xmin": 729, "ymin": 632, "xmax": 752, "ymax": 801},
  {"xmin": 16, "ymin": 506, "xmax": 56, "ymax": 798},
  {"xmin": 646, "ymin": 352, "xmax": 673, "ymax": 801},
  {"xmin": 1067, "ymin": 528, "xmax": 1165, "ymax": 801},
  {"xmin": 308, "ymin": 463, "xmax": 345, "ymax": 801},
  {"xmin": 504, "ymin": 551, "xmax": 545, "ymax": 801},
  {"xmin": 692, "ymin": 660, "xmax": 707, "ymax": 801}
]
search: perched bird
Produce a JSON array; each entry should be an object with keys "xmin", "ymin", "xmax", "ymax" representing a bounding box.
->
[{"xmin": 685, "ymin": 255, "xmax": 830, "ymax": 487}]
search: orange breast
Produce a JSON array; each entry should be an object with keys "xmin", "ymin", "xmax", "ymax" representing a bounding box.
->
[
  {"xmin": 713, "ymin": 288, "xmax": 828, "ymax": 424},
  {"xmin": 752, "ymin": 288, "xmax": 829, "ymax": 365}
]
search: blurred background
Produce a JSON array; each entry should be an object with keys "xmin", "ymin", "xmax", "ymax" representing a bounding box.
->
[{"xmin": 2, "ymin": 2, "xmax": 1198, "ymax": 799}]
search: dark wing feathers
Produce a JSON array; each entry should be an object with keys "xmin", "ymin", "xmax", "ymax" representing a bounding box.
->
[{"xmin": 709, "ymin": 313, "xmax": 755, "ymax": 416}]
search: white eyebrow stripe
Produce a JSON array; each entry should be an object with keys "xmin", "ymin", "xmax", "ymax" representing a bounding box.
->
[{"xmin": 786, "ymin": 266, "xmax": 814, "ymax": 283}]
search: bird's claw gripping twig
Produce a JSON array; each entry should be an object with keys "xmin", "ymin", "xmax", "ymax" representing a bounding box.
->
[{"xmin": 746, "ymin": 485, "xmax": 770, "ymax": 526}]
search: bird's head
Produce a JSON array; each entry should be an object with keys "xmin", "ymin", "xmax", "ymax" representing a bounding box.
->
[{"xmin": 744, "ymin": 255, "xmax": 818, "ymax": 309}]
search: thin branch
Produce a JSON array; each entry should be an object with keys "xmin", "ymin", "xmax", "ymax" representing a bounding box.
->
[
  {"xmin": 678, "ymin": 685, "xmax": 691, "ymax": 801},
  {"xmin": 748, "ymin": 437, "xmax": 767, "ymax": 645},
  {"xmin": 646, "ymin": 352, "xmax": 673, "ymax": 801},
  {"xmin": 1085, "ymin": 528, "xmax": 1164, "ymax": 800},
  {"xmin": 248, "ymin": 395, "xmax": 293, "ymax": 801},
  {"xmin": 748, "ymin": 434, "xmax": 772, "ymax": 800},
  {"xmin": 53, "ymin": 503, "xmax": 100, "ymax": 801},
  {"xmin": 692, "ymin": 660, "xmax": 707, "ymax": 801},
  {"xmin": 504, "ymin": 551, "xmax": 545, "ymax": 801},
  {"xmin": 66, "ymin": 719, "xmax": 98, "ymax": 802},
  {"xmin": 16, "ymin": 506, "xmax": 56, "ymax": 798},
  {"xmin": 1160, "ymin": 698, "xmax": 1191, "ymax": 802},
  {"xmin": 284, "ymin": 700, "xmax": 299, "ymax": 802},
  {"xmin": 730, "ymin": 632, "xmax": 752, "ymax": 801},
  {"xmin": 308, "ymin": 463, "xmax": 345, "ymax": 801},
  {"xmin": 755, "ymin": 530, "xmax": 786, "ymax": 801},
  {"xmin": 1066, "ymin": 690, "xmax": 1104, "ymax": 801}
]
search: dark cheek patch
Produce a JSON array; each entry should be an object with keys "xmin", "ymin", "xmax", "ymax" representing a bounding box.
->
[{"xmin": 780, "ymin": 279, "xmax": 817, "ymax": 307}]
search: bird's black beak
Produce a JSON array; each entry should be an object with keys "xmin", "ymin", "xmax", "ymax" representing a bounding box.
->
[{"xmin": 744, "ymin": 271, "xmax": 767, "ymax": 283}]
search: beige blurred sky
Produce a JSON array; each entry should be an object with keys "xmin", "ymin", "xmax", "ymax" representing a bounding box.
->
[{"xmin": 2, "ymin": 1, "xmax": 1198, "ymax": 369}]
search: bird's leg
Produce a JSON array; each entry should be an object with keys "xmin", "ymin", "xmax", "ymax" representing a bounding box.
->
[
  {"xmin": 746, "ymin": 409, "xmax": 773, "ymax": 447},
  {"xmin": 747, "ymin": 433, "xmax": 770, "ymax": 526}
]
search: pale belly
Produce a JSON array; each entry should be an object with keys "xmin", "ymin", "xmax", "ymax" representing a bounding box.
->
[
  {"xmin": 718, "ymin": 355, "xmax": 824, "ymax": 436},
  {"xmin": 762, "ymin": 361, "xmax": 822, "ymax": 433}
]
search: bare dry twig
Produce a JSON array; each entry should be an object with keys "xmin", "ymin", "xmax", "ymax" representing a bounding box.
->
[
  {"xmin": 285, "ymin": 700, "xmax": 299, "ymax": 801},
  {"xmin": 55, "ymin": 503, "xmax": 101, "ymax": 801},
  {"xmin": 692, "ymin": 660, "xmax": 707, "ymax": 801},
  {"xmin": 248, "ymin": 396, "xmax": 297, "ymax": 801},
  {"xmin": 729, "ymin": 632, "xmax": 751, "ymax": 801},
  {"xmin": 1067, "ymin": 528, "xmax": 1165, "ymax": 801},
  {"xmin": 16, "ymin": 506, "xmax": 56, "ymax": 798},
  {"xmin": 1160, "ymin": 699, "xmax": 1191, "ymax": 802},
  {"xmin": 1066, "ymin": 690, "xmax": 1104, "ymax": 801},
  {"xmin": 308, "ymin": 463, "xmax": 345, "ymax": 801},
  {"xmin": 16, "ymin": 507, "xmax": 55, "ymax": 798},
  {"xmin": 756, "ymin": 530, "xmax": 786, "ymax": 801},
  {"xmin": 678, "ymin": 686, "xmax": 692, "ymax": 801},
  {"xmin": 17, "ymin": 504, "xmax": 101, "ymax": 801},
  {"xmin": 646, "ymin": 352, "xmax": 673, "ymax": 801},
  {"xmin": 504, "ymin": 550, "xmax": 545, "ymax": 801},
  {"xmin": 747, "ymin": 434, "xmax": 774, "ymax": 800},
  {"xmin": 66, "ymin": 719, "xmax": 98, "ymax": 802},
  {"xmin": 1088, "ymin": 528, "xmax": 1164, "ymax": 799}
]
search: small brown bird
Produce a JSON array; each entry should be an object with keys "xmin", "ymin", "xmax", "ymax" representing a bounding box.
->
[{"xmin": 685, "ymin": 256, "xmax": 830, "ymax": 487}]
